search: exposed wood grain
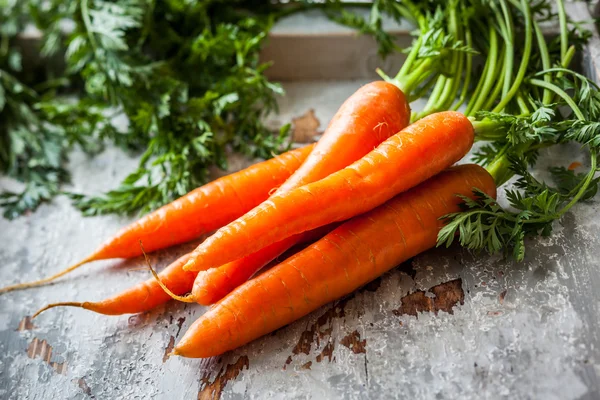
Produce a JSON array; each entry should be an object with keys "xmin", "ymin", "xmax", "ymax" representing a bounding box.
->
[
  {"xmin": 26, "ymin": 337, "xmax": 67, "ymax": 375},
  {"xmin": 77, "ymin": 378, "xmax": 93, "ymax": 397},
  {"xmin": 291, "ymin": 109, "xmax": 321, "ymax": 143},
  {"xmin": 340, "ymin": 331, "xmax": 367, "ymax": 354},
  {"xmin": 198, "ymin": 356, "xmax": 249, "ymax": 400},
  {"xmin": 16, "ymin": 316, "xmax": 34, "ymax": 331},
  {"xmin": 163, "ymin": 336, "xmax": 175, "ymax": 363},
  {"xmin": 394, "ymin": 279, "xmax": 464, "ymax": 317},
  {"xmin": 316, "ymin": 341, "xmax": 335, "ymax": 363}
]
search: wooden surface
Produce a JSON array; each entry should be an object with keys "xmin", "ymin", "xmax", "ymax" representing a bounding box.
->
[{"xmin": 2, "ymin": 4, "xmax": 600, "ymax": 400}]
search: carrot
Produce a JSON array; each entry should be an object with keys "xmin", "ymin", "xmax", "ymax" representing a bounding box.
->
[
  {"xmin": 33, "ymin": 253, "xmax": 196, "ymax": 316},
  {"xmin": 163, "ymin": 81, "xmax": 410, "ymax": 304},
  {"xmin": 183, "ymin": 111, "xmax": 475, "ymax": 272},
  {"xmin": 1, "ymin": 145, "xmax": 313, "ymax": 294},
  {"xmin": 172, "ymin": 164, "xmax": 496, "ymax": 358}
]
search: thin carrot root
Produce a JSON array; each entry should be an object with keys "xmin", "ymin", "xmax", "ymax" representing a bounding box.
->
[
  {"xmin": 140, "ymin": 243, "xmax": 195, "ymax": 304},
  {"xmin": 32, "ymin": 302, "xmax": 88, "ymax": 319},
  {"xmin": 0, "ymin": 257, "xmax": 93, "ymax": 294}
]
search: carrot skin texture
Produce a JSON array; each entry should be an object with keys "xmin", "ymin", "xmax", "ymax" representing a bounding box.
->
[
  {"xmin": 192, "ymin": 81, "xmax": 410, "ymax": 303},
  {"xmin": 192, "ymin": 224, "xmax": 336, "ymax": 305},
  {"xmin": 277, "ymin": 81, "xmax": 410, "ymax": 193},
  {"xmin": 174, "ymin": 164, "xmax": 496, "ymax": 358},
  {"xmin": 80, "ymin": 254, "xmax": 196, "ymax": 315},
  {"xmin": 184, "ymin": 111, "xmax": 474, "ymax": 271},
  {"xmin": 192, "ymin": 235, "xmax": 306, "ymax": 306},
  {"xmin": 91, "ymin": 145, "xmax": 313, "ymax": 261}
]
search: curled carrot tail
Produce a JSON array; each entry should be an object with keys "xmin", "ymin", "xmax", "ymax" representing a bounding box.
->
[
  {"xmin": 32, "ymin": 302, "xmax": 92, "ymax": 319},
  {"xmin": 142, "ymin": 247, "xmax": 196, "ymax": 304}
]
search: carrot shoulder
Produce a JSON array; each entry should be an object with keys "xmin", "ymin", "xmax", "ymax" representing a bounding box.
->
[
  {"xmin": 183, "ymin": 111, "xmax": 474, "ymax": 272},
  {"xmin": 173, "ymin": 164, "xmax": 496, "ymax": 358}
]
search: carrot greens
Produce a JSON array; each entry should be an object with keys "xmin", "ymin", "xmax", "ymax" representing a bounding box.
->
[{"xmin": 428, "ymin": 0, "xmax": 600, "ymax": 260}]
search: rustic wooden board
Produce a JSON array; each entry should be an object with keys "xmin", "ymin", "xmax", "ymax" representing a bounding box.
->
[{"xmin": 2, "ymin": 4, "xmax": 600, "ymax": 399}]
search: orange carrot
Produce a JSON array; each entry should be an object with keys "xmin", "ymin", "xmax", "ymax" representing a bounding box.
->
[
  {"xmin": 175, "ymin": 81, "xmax": 410, "ymax": 303},
  {"xmin": 183, "ymin": 111, "xmax": 474, "ymax": 272},
  {"xmin": 33, "ymin": 253, "xmax": 196, "ymax": 316},
  {"xmin": 1, "ymin": 145, "xmax": 313, "ymax": 293},
  {"xmin": 173, "ymin": 164, "xmax": 497, "ymax": 358}
]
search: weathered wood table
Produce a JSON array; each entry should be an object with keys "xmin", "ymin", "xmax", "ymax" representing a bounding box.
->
[{"xmin": 2, "ymin": 5, "xmax": 600, "ymax": 399}]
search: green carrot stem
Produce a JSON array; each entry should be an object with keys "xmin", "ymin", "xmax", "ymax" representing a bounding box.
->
[
  {"xmin": 562, "ymin": 46, "xmax": 576, "ymax": 69},
  {"xmin": 421, "ymin": 75, "xmax": 447, "ymax": 115},
  {"xmin": 492, "ymin": 0, "xmax": 532, "ymax": 113},
  {"xmin": 482, "ymin": 51, "xmax": 507, "ymax": 111},
  {"xmin": 467, "ymin": 25, "xmax": 499, "ymax": 115},
  {"xmin": 516, "ymin": 94, "xmax": 530, "ymax": 115},
  {"xmin": 376, "ymin": 68, "xmax": 392, "ymax": 83},
  {"xmin": 485, "ymin": 144, "xmax": 512, "ymax": 185},
  {"xmin": 440, "ymin": 5, "xmax": 464, "ymax": 111},
  {"xmin": 552, "ymin": 46, "xmax": 576, "ymax": 103},
  {"xmin": 556, "ymin": 0, "xmax": 568, "ymax": 61},
  {"xmin": 452, "ymin": 26, "xmax": 473, "ymax": 110},
  {"xmin": 472, "ymin": 120, "xmax": 507, "ymax": 141},
  {"xmin": 465, "ymin": 51, "xmax": 492, "ymax": 114},
  {"xmin": 398, "ymin": 57, "xmax": 435, "ymax": 94},
  {"xmin": 498, "ymin": 0, "xmax": 515, "ymax": 98},
  {"xmin": 533, "ymin": 21, "xmax": 552, "ymax": 105},
  {"xmin": 407, "ymin": 75, "xmax": 439, "ymax": 103},
  {"xmin": 395, "ymin": 35, "xmax": 423, "ymax": 81}
]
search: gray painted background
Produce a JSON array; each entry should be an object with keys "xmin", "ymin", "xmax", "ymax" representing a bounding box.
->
[{"xmin": 1, "ymin": 3, "xmax": 600, "ymax": 399}]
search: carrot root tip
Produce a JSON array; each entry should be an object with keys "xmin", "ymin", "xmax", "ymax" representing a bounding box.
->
[
  {"xmin": 0, "ymin": 257, "xmax": 94, "ymax": 295},
  {"xmin": 32, "ymin": 302, "xmax": 85, "ymax": 319}
]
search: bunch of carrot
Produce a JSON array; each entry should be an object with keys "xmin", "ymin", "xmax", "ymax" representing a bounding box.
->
[
  {"xmin": 3, "ymin": 0, "xmax": 598, "ymax": 362},
  {"xmin": 2, "ymin": 76, "xmax": 498, "ymax": 358}
]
